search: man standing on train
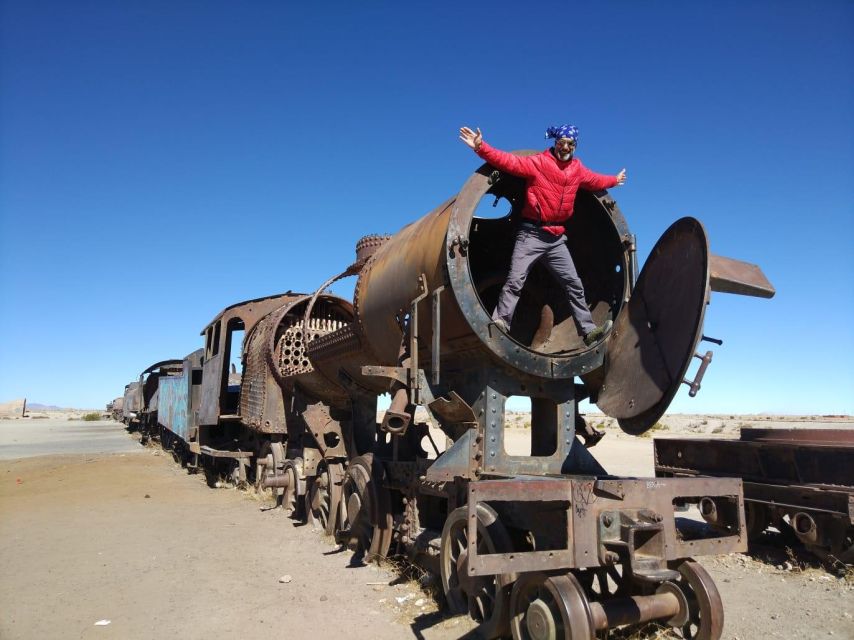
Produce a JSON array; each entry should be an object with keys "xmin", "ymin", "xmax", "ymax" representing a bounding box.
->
[{"xmin": 459, "ymin": 124, "xmax": 626, "ymax": 346}]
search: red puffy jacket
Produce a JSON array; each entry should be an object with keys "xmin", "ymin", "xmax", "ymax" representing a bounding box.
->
[{"xmin": 476, "ymin": 142, "xmax": 618, "ymax": 236}]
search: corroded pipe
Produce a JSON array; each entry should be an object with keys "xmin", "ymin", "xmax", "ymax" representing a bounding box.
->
[{"xmin": 262, "ymin": 474, "xmax": 291, "ymax": 489}]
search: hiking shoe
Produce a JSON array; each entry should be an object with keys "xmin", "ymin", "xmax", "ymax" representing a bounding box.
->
[
  {"xmin": 583, "ymin": 319, "xmax": 613, "ymax": 346},
  {"xmin": 493, "ymin": 318, "xmax": 510, "ymax": 333}
]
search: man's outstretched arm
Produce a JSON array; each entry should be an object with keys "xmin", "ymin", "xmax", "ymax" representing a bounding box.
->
[
  {"xmin": 579, "ymin": 164, "xmax": 627, "ymax": 191},
  {"xmin": 458, "ymin": 126, "xmax": 536, "ymax": 178}
]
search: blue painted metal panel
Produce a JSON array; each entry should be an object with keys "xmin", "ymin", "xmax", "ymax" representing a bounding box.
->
[{"xmin": 158, "ymin": 373, "xmax": 190, "ymax": 441}]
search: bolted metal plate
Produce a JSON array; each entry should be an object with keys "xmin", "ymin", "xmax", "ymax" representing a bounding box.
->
[{"xmin": 596, "ymin": 217, "xmax": 709, "ymax": 434}]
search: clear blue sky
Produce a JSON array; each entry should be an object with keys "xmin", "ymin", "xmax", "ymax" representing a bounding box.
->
[{"xmin": 1, "ymin": 1, "xmax": 852, "ymax": 413}]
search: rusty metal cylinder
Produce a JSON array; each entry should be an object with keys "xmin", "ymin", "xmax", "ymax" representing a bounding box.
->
[
  {"xmin": 793, "ymin": 512, "xmax": 819, "ymax": 545},
  {"xmin": 348, "ymin": 160, "xmax": 632, "ymax": 383},
  {"xmin": 262, "ymin": 474, "xmax": 292, "ymax": 489},
  {"xmin": 589, "ymin": 591, "xmax": 682, "ymax": 630},
  {"xmin": 699, "ymin": 496, "xmax": 719, "ymax": 525}
]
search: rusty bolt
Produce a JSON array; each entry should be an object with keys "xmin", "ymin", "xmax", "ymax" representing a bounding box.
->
[{"xmin": 602, "ymin": 514, "xmax": 613, "ymax": 527}]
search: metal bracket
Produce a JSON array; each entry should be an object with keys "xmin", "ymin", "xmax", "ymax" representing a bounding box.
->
[
  {"xmin": 409, "ymin": 274, "xmax": 429, "ymax": 405},
  {"xmin": 431, "ymin": 285, "xmax": 445, "ymax": 385},
  {"xmin": 598, "ymin": 510, "xmax": 680, "ymax": 583},
  {"xmin": 361, "ymin": 365, "xmax": 408, "ymax": 385}
]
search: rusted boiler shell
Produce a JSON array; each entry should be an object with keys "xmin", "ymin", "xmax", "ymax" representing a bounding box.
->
[{"xmin": 349, "ymin": 159, "xmax": 632, "ymax": 381}]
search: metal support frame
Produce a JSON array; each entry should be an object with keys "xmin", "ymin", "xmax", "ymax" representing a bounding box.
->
[
  {"xmin": 466, "ymin": 476, "xmax": 746, "ymax": 577},
  {"xmin": 409, "ymin": 274, "xmax": 429, "ymax": 405}
]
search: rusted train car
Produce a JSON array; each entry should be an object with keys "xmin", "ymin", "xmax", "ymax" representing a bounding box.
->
[
  {"xmin": 126, "ymin": 155, "xmax": 775, "ymax": 639},
  {"xmin": 107, "ymin": 396, "xmax": 123, "ymax": 422},
  {"xmin": 120, "ymin": 360, "xmax": 183, "ymax": 442},
  {"xmin": 655, "ymin": 428, "xmax": 854, "ymax": 564},
  {"xmin": 150, "ymin": 283, "xmax": 378, "ymax": 529}
]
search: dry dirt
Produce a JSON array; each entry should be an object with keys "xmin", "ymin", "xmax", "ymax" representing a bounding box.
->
[{"xmin": 1, "ymin": 417, "xmax": 852, "ymax": 639}]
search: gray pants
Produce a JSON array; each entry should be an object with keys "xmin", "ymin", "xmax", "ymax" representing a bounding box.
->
[{"xmin": 492, "ymin": 224, "xmax": 597, "ymax": 334}]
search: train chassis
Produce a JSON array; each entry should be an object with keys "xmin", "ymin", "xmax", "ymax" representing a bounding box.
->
[{"xmin": 147, "ymin": 369, "xmax": 743, "ymax": 640}]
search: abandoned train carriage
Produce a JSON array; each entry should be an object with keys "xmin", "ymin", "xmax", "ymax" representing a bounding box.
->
[
  {"xmin": 120, "ymin": 359, "xmax": 183, "ymax": 438},
  {"xmin": 151, "ymin": 289, "xmax": 379, "ymax": 528}
]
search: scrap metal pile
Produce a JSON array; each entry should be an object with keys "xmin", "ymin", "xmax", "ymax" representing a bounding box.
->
[{"xmin": 115, "ymin": 156, "xmax": 788, "ymax": 639}]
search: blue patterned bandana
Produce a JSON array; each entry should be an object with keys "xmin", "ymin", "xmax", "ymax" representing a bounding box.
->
[{"xmin": 545, "ymin": 125, "xmax": 579, "ymax": 143}]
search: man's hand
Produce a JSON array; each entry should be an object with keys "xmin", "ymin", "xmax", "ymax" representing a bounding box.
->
[
  {"xmin": 616, "ymin": 168, "xmax": 627, "ymax": 186},
  {"xmin": 459, "ymin": 126, "xmax": 483, "ymax": 151}
]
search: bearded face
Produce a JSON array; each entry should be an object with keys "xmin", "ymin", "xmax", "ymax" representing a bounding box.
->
[{"xmin": 554, "ymin": 137, "xmax": 576, "ymax": 162}]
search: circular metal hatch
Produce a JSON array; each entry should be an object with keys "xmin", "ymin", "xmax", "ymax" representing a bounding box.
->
[{"xmin": 595, "ymin": 217, "xmax": 710, "ymax": 434}]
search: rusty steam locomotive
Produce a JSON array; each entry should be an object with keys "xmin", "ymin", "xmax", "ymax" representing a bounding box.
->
[{"xmin": 118, "ymin": 156, "xmax": 776, "ymax": 639}]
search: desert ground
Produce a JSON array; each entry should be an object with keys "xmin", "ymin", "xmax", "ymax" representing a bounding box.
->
[{"xmin": 0, "ymin": 413, "xmax": 851, "ymax": 639}]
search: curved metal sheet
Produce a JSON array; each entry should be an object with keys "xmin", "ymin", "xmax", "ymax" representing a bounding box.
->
[
  {"xmin": 140, "ymin": 359, "xmax": 183, "ymax": 376},
  {"xmin": 595, "ymin": 217, "xmax": 710, "ymax": 434}
]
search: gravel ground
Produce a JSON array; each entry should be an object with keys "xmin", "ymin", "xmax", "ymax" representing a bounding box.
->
[{"xmin": 0, "ymin": 418, "xmax": 851, "ymax": 639}]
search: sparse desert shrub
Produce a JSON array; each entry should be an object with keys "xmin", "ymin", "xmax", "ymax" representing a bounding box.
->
[
  {"xmin": 639, "ymin": 422, "xmax": 667, "ymax": 438},
  {"xmin": 81, "ymin": 412, "xmax": 102, "ymax": 421}
]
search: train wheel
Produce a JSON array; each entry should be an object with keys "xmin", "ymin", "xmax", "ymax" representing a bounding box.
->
[
  {"xmin": 306, "ymin": 462, "xmax": 332, "ymax": 529},
  {"xmin": 340, "ymin": 454, "xmax": 392, "ymax": 562},
  {"xmin": 440, "ymin": 504, "xmax": 513, "ymax": 639},
  {"xmin": 509, "ymin": 572, "xmax": 594, "ymax": 640},
  {"xmin": 326, "ymin": 462, "xmax": 345, "ymax": 536},
  {"xmin": 307, "ymin": 461, "xmax": 344, "ymax": 535},
  {"xmin": 666, "ymin": 560, "xmax": 724, "ymax": 640},
  {"xmin": 281, "ymin": 459, "xmax": 304, "ymax": 518},
  {"xmin": 254, "ymin": 443, "xmax": 285, "ymax": 505}
]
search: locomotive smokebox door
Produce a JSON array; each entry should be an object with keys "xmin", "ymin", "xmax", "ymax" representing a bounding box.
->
[{"xmin": 594, "ymin": 217, "xmax": 710, "ymax": 435}]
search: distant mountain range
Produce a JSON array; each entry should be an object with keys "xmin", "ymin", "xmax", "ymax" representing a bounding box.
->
[
  {"xmin": 0, "ymin": 400, "xmax": 69, "ymax": 414},
  {"xmin": 26, "ymin": 403, "xmax": 65, "ymax": 411}
]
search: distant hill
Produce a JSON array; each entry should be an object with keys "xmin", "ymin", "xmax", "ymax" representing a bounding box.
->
[
  {"xmin": 25, "ymin": 403, "xmax": 65, "ymax": 411},
  {"xmin": 0, "ymin": 400, "xmax": 71, "ymax": 416}
]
